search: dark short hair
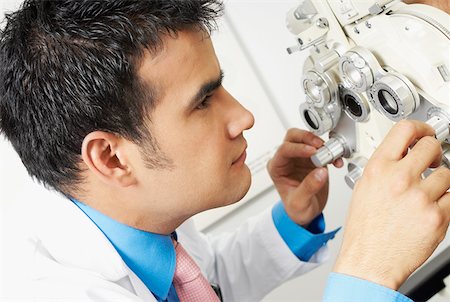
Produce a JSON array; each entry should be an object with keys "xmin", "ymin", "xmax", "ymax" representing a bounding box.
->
[{"xmin": 0, "ymin": 0, "xmax": 223, "ymax": 194}]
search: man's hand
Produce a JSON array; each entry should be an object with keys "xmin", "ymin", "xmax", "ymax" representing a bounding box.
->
[
  {"xmin": 334, "ymin": 120, "xmax": 450, "ymax": 290},
  {"xmin": 267, "ymin": 128, "xmax": 343, "ymax": 227}
]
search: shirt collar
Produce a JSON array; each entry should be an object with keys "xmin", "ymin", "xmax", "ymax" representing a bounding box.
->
[{"xmin": 72, "ymin": 200, "xmax": 176, "ymax": 300}]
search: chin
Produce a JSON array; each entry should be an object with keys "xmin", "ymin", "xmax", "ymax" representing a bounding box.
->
[
  {"xmin": 225, "ymin": 165, "xmax": 252, "ymax": 206},
  {"xmin": 200, "ymin": 166, "xmax": 252, "ymax": 212}
]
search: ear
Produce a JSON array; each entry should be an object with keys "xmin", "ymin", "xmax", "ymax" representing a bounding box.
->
[{"xmin": 81, "ymin": 131, "xmax": 137, "ymax": 187}]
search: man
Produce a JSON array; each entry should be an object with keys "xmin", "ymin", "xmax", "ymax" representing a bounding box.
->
[
  {"xmin": 0, "ymin": 1, "xmax": 342, "ymax": 301},
  {"xmin": 0, "ymin": 1, "xmax": 448, "ymax": 302}
]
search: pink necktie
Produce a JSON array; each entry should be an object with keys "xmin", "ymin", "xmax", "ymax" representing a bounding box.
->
[{"xmin": 172, "ymin": 241, "xmax": 220, "ymax": 302}]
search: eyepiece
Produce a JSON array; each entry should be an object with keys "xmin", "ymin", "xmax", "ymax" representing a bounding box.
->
[
  {"xmin": 378, "ymin": 89, "xmax": 398, "ymax": 115},
  {"xmin": 339, "ymin": 86, "xmax": 370, "ymax": 122},
  {"xmin": 303, "ymin": 109, "xmax": 320, "ymax": 130},
  {"xmin": 299, "ymin": 102, "xmax": 341, "ymax": 135},
  {"xmin": 302, "ymin": 70, "xmax": 338, "ymax": 108},
  {"xmin": 369, "ymin": 72, "xmax": 420, "ymax": 121},
  {"xmin": 339, "ymin": 47, "xmax": 381, "ymax": 93},
  {"xmin": 344, "ymin": 94, "xmax": 362, "ymax": 117}
]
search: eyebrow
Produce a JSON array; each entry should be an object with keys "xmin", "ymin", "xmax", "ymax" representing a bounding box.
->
[{"xmin": 188, "ymin": 69, "xmax": 224, "ymax": 108}]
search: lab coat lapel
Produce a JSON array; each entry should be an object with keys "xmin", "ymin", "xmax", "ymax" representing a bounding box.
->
[{"xmin": 35, "ymin": 194, "xmax": 128, "ymax": 281}]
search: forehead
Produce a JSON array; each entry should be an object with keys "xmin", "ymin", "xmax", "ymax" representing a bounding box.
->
[{"xmin": 137, "ymin": 29, "xmax": 220, "ymax": 102}]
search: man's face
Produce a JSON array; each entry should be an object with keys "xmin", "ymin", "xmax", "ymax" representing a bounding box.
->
[{"xmin": 131, "ymin": 29, "xmax": 254, "ymax": 220}]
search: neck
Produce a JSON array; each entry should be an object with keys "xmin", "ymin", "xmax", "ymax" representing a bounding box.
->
[{"xmin": 73, "ymin": 189, "xmax": 189, "ymax": 235}]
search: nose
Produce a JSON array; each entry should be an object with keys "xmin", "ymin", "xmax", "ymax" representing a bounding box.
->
[{"xmin": 224, "ymin": 89, "xmax": 255, "ymax": 139}]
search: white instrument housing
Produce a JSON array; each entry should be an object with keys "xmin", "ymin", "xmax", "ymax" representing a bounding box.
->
[{"xmin": 287, "ymin": 0, "xmax": 450, "ymax": 184}]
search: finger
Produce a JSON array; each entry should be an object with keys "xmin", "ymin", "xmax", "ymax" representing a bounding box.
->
[
  {"xmin": 437, "ymin": 192, "xmax": 450, "ymax": 222},
  {"xmin": 275, "ymin": 141, "xmax": 317, "ymax": 161},
  {"xmin": 401, "ymin": 135, "xmax": 442, "ymax": 176},
  {"xmin": 372, "ymin": 120, "xmax": 435, "ymax": 162},
  {"xmin": 290, "ymin": 167, "xmax": 328, "ymax": 209},
  {"xmin": 269, "ymin": 142, "xmax": 318, "ymax": 169},
  {"xmin": 284, "ymin": 128, "xmax": 324, "ymax": 148},
  {"xmin": 332, "ymin": 158, "xmax": 344, "ymax": 168},
  {"xmin": 421, "ymin": 166, "xmax": 450, "ymax": 202}
]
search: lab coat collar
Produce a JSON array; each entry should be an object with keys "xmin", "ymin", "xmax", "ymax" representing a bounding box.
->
[
  {"xmin": 32, "ymin": 194, "xmax": 129, "ymax": 281},
  {"xmin": 73, "ymin": 200, "xmax": 176, "ymax": 300}
]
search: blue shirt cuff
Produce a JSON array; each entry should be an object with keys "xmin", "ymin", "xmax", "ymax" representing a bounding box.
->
[
  {"xmin": 271, "ymin": 201, "xmax": 340, "ymax": 262},
  {"xmin": 323, "ymin": 273, "xmax": 413, "ymax": 302}
]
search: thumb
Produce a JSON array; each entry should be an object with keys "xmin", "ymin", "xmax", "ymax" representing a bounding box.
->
[{"xmin": 289, "ymin": 168, "xmax": 328, "ymax": 211}]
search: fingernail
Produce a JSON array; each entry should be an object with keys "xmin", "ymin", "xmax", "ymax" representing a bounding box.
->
[
  {"xmin": 305, "ymin": 145, "xmax": 316, "ymax": 152},
  {"xmin": 315, "ymin": 168, "xmax": 327, "ymax": 181},
  {"xmin": 314, "ymin": 138, "xmax": 323, "ymax": 146}
]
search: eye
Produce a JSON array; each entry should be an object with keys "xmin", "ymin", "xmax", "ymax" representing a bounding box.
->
[{"xmin": 196, "ymin": 94, "xmax": 213, "ymax": 110}]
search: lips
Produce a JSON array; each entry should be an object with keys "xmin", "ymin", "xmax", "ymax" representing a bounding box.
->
[{"xmin": 232, "ymin": 144, "xmax": 248, "ymax": 165}]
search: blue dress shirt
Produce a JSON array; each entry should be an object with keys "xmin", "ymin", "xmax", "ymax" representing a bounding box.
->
[
  {"xmin": 271, "ymin": 201, "xmax": 340, "ymax": 261},
  {"xmin": 324, "ymin": 273, "xmax": 413, "ymax": 302}
]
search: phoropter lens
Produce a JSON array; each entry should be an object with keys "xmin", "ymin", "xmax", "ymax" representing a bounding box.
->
[
  {"xmin": 339, "ymin": 47, "xmax": 381, "ymax": 93},
  {"xmin": 378, "ymin": 89, "xmax": 398, "ymax": 114},
  {"xmin": 339, "ymin": 86, "xmax": 370, "ymax": 123},
  {"xmin": 368, "ymin": 72, "xmax": 420, "ymax": 122},
  {"xmin": 306, "ymin": 80, "xmax": 321, "ymax": 101},
  {"xmin": 299, "ymin": 101, "xmax": 341, "ymax": 135},
  {"xmin": 302, "ymin": 70, "xmax": 338, "ymax": 108},
  {"xmin": 343, "ymin": 63, "xmax": 363, "ymax": 88},
  {"xmin": 343, "ymin": 94, "xmax": 363, "ymax": 117},
  {"xmin": 304, "ymin": 110, "xmax": 319, "ymax": 130}
]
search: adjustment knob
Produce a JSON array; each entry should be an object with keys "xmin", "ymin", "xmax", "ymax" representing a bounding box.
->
[
  {"xmin": 426, "ymin": 115, "xmax": 450, "ymax": 142},
  {"xmin": 344, "ymin": 157, "xmax": 368, "ymax": 189},
  {"xmin": 286, "ymin": 0, "xmax": 318, "ymax": 35},
  {"xmin": 311, "ymin": 137, "xmax": 345, "ymax": 167}
]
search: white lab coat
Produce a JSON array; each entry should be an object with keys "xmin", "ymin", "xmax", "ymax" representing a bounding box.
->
[{"xmin": 1, "ymin": 191, "xmax": 329, "ymax": 302}]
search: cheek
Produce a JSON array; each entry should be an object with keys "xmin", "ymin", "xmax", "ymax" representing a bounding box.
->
[
  {"xmin": 166, "ymin": 151, "xmax": 229, "ymax": 207},
  {"xmin": 173, "ymin": 125, "xmax": 229, "ymax": 172},
  {"xmin": 181, "ymin": 142, "xmax": 229, "ymax": 179},
  {"xmin": 171, "ymin": 142, "xmax": 231, "ymax": 196},
  {"xmin": 153, "ymin": 106, "xmax": 232, "ymax": 185}
]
